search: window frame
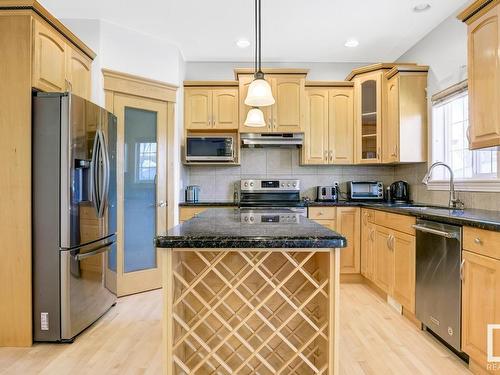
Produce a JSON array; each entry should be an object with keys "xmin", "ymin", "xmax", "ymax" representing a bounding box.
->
[{"xmin": 427, "ymin": 81, "xmax": 500, "ymax": 193}]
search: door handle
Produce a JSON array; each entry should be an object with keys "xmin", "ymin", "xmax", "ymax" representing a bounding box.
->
[
  {"xmin": 158, "ymin": 201, "xmax": 167, "ymax": 208},
  {"xmin": 412, "ymin": 224, "xmax": 457, "ymax": 239},
  {"xmin": 460, "ymin": 259, "xmax": 465, "ymax": 281},
  {"xmin": 329, "ymin": 150, "xmax": 333, "ymax": 162},
  {"xmin": 90, "ymin": 131, "xmax": 101, "ymax": 216},
  {"xmin": 74, "ymin": 241, "xmax": 114, "ymax": 261}
]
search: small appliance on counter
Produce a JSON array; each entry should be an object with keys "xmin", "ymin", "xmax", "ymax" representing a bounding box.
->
[
  {"xmin": 346, "ymin": 181, "xmax": 384, "ymax": 201},
  {"xmin": 316, "ymin": 184, "xmax": 339, "ymax": 202},
  {"xmin": 389, "ymin": 180, "xmax": 410, "ymax": 203},
  {"xmin": 185, "ymin": 185, "xmax": 201, "ymax": 203}
]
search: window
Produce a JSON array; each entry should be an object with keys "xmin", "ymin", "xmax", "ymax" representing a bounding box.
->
[
  {"xmin": 135, "ymin": 142, "xmax": 157, "ymax": 182},
  {"xmin": 430, "ymin": 88, "xmax": 500, "ymax": 191}
]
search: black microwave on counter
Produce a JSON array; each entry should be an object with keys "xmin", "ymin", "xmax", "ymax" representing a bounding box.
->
[{"xmin": 185, "ymin": 135, "xmax": 235, "ymax": 163}]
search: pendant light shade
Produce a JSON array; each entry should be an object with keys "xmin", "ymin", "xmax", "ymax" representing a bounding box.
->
[
  {"xmin": 244, "ymin": 107, "xmax": 266, "ymax": 127},
  {"xmin": 245, "ymin": 78, "xmax": 275, "ymax": 107},
  {"xmin": 245, "ymin": 0, "xmax": 275, "ymax": 107}
]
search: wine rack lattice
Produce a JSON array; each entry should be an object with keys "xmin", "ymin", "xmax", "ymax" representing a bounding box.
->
[{"xmin": 168, "ymin": 250, "xmax": 332, "ymax": 375}]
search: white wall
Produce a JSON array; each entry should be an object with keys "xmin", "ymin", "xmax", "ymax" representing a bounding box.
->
[
  {"xmin": 397, "ymin": 14, "xmax": 468, "ymax": 96},
  {"xmin": 393, "ymin": 14, "xmax": 500, "ymax": 209},
  {"xmin": 185, "ymin": 61, "xmax": 369, "ymax": 81},
  {"xmin": 61, "ymin": 18, "xmax": 186, "ymax": 223}
]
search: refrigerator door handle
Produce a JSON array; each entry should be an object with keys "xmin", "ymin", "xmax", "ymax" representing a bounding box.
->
[
  {"xmin": 90, "ymin": 132, "xmax": 101, "ymax": 216},
  {"xmin": 97, "ymin": 130, "xmax": 110, "ymax": 218},
  {"xmin": 73, "ymin": 240, "xmax": 114, "ymax": 261}
]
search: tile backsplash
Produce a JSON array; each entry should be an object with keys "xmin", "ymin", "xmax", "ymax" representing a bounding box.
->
[{"xmin": 186, "ymin": 148, "xmax": 396, "ymax": 202}]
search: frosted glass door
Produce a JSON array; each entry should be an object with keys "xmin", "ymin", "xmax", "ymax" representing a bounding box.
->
[
  {"xmin": 124, "ymin": 107, "xmax": 157, "ymax": 273},
  {"xmin": 112, "ymin": 93, "xmax": 167, "ymax": 297}
]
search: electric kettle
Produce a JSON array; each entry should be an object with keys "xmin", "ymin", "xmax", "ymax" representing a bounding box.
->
[{"xmin": 389, "ymin": 181, "xmax": 410, "ymax": 203}]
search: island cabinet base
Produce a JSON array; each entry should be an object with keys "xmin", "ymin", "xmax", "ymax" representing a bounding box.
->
[{"xmin": 162, "ymin": 248, "xmax": 341, "ymax": 375}]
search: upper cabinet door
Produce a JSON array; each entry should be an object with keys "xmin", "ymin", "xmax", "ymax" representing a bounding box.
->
[
  {"xmin": 383, "ymin": 75, "xmax": 400, "ymax": 164},
  {"xmin": 67, "ymin": 47, "xmax": 92, "ymax": 100},
  {"xmin": 303, "ymin": 88, "xmax": 329, "ymax": 164},
  {"xmin": 212, "ymin": 89, "xmax": 239, "ymax": 129},
  {"xmin": 33, "ymin": 19, "xmax": 67, "ymax": 92},
  {"xmin": 273, "ymin": 75, "xmax": 305, "ymax": 133},
  {"xmin": 185, "ymin": 89, "xmax": 213, "ymax": 130},
  {"xmin": 329, "ymin": 87, "xmax": 354, "ymax": 164},
  {"xmin": 238, "ymin": 75, "xmax": 272, "ymax": 133},
  {"xmin": 355, "ymin": 72, "xmax": 382, "ymax": 164},
  {"xmin": 468, "ymin": 5, "xmax": 500, "ymax": 149}
]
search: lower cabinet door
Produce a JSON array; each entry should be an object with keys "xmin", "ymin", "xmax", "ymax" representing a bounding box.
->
[
  {"xmin": 336, "ymin": 207, "xmax": 360, "ymax": 274},
  {"xmin": 374, "ymin": 226, "xmax": 394, "ymax": 294},
  {"xmin": 392, "ymin": 231, "xmax": 416, "ymax": 313},
  {"xmin": 462, "ymin": 250, "xmax": 500, "ymax": 367}
]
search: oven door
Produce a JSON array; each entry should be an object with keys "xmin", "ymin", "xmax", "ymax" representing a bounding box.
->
[{"xmin": 185, "ymin": 136, "xmax": 234, "ymax": 162}]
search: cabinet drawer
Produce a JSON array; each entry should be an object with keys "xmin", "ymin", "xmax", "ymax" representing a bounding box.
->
[
  {"xmin": 312, "ymin": 219, "xmax": 336, "ymax": 231},
  {"xmin": 463, "ymin": 226, "xmax": 500, "ymax": 260},
  {"xmin": 179, "ymin": 207, "xmax": 209, "ymax": 221},
  {"xmin": 372, "ymin": 210, "xmax": 416, "ymax": 235},
  {"xmin": 308, "ymin": 207, "xmax": 336, "ymax": 220}
]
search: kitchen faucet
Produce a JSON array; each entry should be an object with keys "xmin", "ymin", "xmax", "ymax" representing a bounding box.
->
[{"xmin": 422, "ymin": 162, "xmax": 465, "ymax": 209}]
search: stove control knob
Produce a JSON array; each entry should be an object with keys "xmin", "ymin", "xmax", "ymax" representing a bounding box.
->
[
  {"xmin": 250, "ymin": 182, "xmax": 254, "ymax": 187},
  {"xmin": 249, "ymin": 216, "xmax": 255, "ymax": 222},
  {"xmin": 244, "ymin": 182, "xmax": 249, "ymax": 187},
  {"xmin": 287, "ymin": 183, "xmax": 291, "ymax": 187},
  {"xmin": 244, "ymin": 216, "xmax": 249, "ymax": 222},
  {"xmin": 292, "ymin": 216, "xmax": 297, "ymax": 222},
  {"xmin": 281, "ymin": 183, "xmax": 285, "ymax": 187},
  {"xmin": 293, "ymin": 183, "xmax": 297, "ymax": 187}
]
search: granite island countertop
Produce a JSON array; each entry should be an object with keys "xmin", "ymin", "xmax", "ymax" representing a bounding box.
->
[{"xmin": 156, "ymin": 208, "xmax": 347, "ymax": 249}]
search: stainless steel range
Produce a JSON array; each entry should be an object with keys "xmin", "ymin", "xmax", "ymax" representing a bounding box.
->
[{"xmin": 238, "ymin": 179, "xmax": 306, "ymax": 223}]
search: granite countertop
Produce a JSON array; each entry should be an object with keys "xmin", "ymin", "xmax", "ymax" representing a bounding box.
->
[
  {"xmin": 178, "ymin": 201, "xmax": 500, "ymax": 232},
  {"xmin": 156, "ymin": 208, "xmax": 347, "ymax": 249},
  {"xmin": 309, "ymin": 201, "xmax": 500, "ymax": 232}
]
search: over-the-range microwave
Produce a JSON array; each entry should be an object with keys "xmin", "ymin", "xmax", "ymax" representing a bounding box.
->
[{"xmin": 185, "ymin": 135, "xmax": 235, "ymax": 163}]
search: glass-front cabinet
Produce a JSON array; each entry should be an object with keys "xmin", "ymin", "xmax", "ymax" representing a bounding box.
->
[{"xmin": 354, "ymin": 71, "xmax": 382, "ymax": 164}]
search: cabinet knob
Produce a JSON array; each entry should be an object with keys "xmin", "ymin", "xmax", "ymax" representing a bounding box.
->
[{"xmin": 474, "ymin": 237, "xmax": 482, "ymax": 245}]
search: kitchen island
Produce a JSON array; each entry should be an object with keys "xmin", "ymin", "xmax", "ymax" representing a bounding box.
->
[{"xmin": 156, "ymin": 208, "xmax": 347, "ymax": 375}]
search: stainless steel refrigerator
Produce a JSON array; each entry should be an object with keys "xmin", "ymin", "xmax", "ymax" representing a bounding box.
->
[{"xmin": 33, "ymin": 92, "xmax": 117, "ymax": 342}]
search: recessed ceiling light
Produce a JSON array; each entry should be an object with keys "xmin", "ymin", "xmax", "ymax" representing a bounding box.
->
[
  {"xmin": 236, "ymin": 39, "xmax": 251, "ymax": 48},
  {"xmin": 413, "ymin": 3, "xmax": 431, "ymax": 12},
  {"xmin": 344, "ymin": 39, "xmax": 359, "ymax": 48}
]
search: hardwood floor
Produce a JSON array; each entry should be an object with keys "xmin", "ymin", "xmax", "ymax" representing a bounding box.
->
[{"xmin": 0, "ymin": 283, "xmax": 470, "ymax": 374}]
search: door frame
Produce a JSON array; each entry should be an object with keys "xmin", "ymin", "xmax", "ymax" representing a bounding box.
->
[{"xmin": 103, "ymin": 69, "xmax": 177, "ymax": 296}]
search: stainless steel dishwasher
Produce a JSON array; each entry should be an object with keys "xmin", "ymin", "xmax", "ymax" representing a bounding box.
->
[{"xmin": 414, "ymin": 219, "xmax": 463, "ymax": 352}]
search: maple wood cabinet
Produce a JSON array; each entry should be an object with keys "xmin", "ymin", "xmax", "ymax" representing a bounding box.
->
[
  {"xmin": 308, "ymin": 206, "xmax": 360, "ymax": 274},
  {"xmin": 347, "ymin": 63, "xmax": 428, "ymax": 165},
  {"xmin": 361, "ymin": 209, "xmax": 416, "ymax": 312},
  {"xmin": 33, "ymin": 19, "xmax": 92, "ymax": 100},
  {"xmin": 238, "ymin": 73, "xmax": 306, "ymax": 133},
  {"xmin": 302, "ymin": 85, "xmax": 354, "ymax": 165},
  {"xmin": 383, "ymin": 67, "xmax": 428, "ymax": 164},
  {"xmin": 459, "ymin": 1, "xmax": 500, "ymax": 150},
  {"xmin": 361, "ymin": 209, "xmax": 375, "ymax": 280},
  {"xmin": 0, "ymin": 2, "xmax": 95, "ymax": 347},
  {"xmin": 461, "ymin": 225, "xmax": 500, "ymax": 371},
  {"xmin": 184, "ymin": 84, "xmax": 239, "ymax": 130}
]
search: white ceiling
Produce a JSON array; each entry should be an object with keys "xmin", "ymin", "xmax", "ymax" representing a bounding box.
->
[{"xmin": 40, "ymin": 0, "xmax": 469, "ymax": 62}]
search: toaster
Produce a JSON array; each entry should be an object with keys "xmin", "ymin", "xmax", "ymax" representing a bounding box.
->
[{"xmin": 316, "ymin": 185, "xmax": 338, "ymax": 202}]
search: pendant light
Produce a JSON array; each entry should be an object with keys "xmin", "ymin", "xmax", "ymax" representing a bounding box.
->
[{"xmin": 245, "ymin": 0, "xmax": 275, "ymax": 107}]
